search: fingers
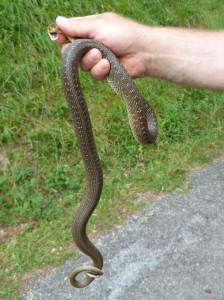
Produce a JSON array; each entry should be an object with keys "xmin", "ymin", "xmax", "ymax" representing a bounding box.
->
[
  {"xmin": 80, "ymin": 49, "xmax": 110, "ymax": 80},
  {"xmin": 61, "ymin": 43, "xmax": 70, "ymax": 53},
  {"xmin": 56, "ymin": 33, "xmax": 68, "ymax": 45},
  {"xmin": 89, "ymin": 59, "xmax": 110, "ymax": 81},
  {"xmin": 60, "ymin": 45, "xmax": 110, "ymax": 81},
  {"xmin": 54, "ymin": 14, "xmax": 111, "ymax": 80},
  {"xmin": 79, "ymin": 49, "xmax": 102, "ymax": 71}
]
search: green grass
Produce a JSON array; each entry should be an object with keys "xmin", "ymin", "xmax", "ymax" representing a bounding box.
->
[{"xmin": 0, "ymin": 0, "xmax": 224, "ymax": 298}]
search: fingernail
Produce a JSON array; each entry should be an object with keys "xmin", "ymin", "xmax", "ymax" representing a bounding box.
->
[
  {"xmin": 100, "ymin": 59, "xmax": 109, "ymax": 70},
  {"xmin": 56, "ymin": 16, "xmax": 68, "ymax": 25},
  {"xmin": 89, "ymin": 49, "xmax": 101, "ymax": 60}
]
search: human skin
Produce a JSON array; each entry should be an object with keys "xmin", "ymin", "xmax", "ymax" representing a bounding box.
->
[{"xmin": 55, "ymin": 12, "xmax": 224, "ymax": 92}]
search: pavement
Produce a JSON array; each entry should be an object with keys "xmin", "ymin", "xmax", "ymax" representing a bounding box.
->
[{"xmin": 24, "ymin": 156, "xmax": 224, "ymax": 300}]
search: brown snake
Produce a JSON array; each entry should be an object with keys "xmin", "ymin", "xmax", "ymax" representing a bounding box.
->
[{"xmin": 48, "ymin": 26, "xmax": 158, "ymax": 288}]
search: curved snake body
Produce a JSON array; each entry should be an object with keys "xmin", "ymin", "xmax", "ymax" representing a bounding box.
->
[{"xmin": 61, "ymin": 39, "xmax": 158, "ymax": 288}]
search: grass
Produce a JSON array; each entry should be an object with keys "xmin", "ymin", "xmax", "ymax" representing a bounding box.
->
[{"xmin": 0, "ymin": 0, "xmax": 224, "ymax": 298}]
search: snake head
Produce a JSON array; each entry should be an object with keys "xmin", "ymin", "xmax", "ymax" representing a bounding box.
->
[
  {"xmin": 47, "ymin": 23, "xmax": 75, "ymax": 42},
  {"xmin": 47, "ymin": 23, "xmax": 62, "ymax": 41}
]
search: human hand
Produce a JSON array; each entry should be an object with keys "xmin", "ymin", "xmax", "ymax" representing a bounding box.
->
[
  {"xmin": 54, "ymin": 12, "xmax": 224, "ymax": 91},
  {"xmin": 55, "ymin": 12, "xmax": 148, "ymax": 80}
]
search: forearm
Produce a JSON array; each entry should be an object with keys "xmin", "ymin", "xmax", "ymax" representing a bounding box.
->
[{"xmin": 143, "ymin": 26, "xmax": 224, "ymax": 91}]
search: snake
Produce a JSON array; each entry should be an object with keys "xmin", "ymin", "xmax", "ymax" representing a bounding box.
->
[{"xmin": 48, "ymin": 24, "xmax": 158, "ymax": 288}]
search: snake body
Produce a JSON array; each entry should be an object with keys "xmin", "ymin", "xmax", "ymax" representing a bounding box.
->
[{"xmin": 60, "ymin": 39, "xmax": 158, "ymax": 288}]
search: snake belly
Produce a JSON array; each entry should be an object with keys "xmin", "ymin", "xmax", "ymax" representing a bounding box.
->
[{"xmin": 61, "ymin": 39, "xmax": 158, "ymax": 288}]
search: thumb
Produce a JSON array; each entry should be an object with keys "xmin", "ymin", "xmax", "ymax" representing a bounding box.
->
[{"xmin": 56, "ymin": 16, "xmax": 97, "ymax": 39}]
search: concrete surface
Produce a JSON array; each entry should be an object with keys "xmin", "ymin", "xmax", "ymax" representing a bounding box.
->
[{"xmin": 24, "ymin": 156, "xmax": 224, "ymax": 300}]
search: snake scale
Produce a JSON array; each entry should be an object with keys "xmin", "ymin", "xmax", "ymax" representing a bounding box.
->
[{"xmin": 49, "ymin": 26, "xmax": 158, "ymax": 288}]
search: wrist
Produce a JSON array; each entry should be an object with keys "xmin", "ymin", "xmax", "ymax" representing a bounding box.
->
[
  {"xmin": 135, "ymin": 24, "xmax": 161, "ymax": 78},
  {"xmin": 139, "ymin": 26, "xmax": 166, "ymax": 78}
]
